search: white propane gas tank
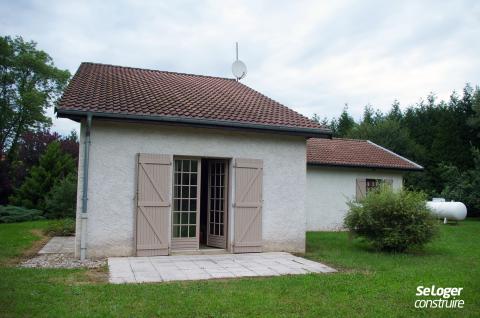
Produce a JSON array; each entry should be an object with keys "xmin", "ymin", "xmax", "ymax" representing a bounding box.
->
[{"xmin": 426, "ymin": 199, "xmax": 467, "ymax": 221}]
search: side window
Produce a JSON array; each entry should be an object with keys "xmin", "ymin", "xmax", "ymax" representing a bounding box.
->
[
  {"xmin": 366, "ymin": 178, "xmax": 393, "ymax": 194},
  {"xmin": 365, "ymin": 178, "xmax": 381, "ymax": 193},
  {"xmin": 357, "ymin": 178, "xmax": 394, "ymax": 201}
]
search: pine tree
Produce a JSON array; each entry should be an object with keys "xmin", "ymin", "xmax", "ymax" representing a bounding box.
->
[
  {"xmin": 387, "ymin": 100, "xmax": 402, "ymax": 121},
  {"xmin": 10, "ymin": 141, "xmax": 76, "ymax": 211},
  {"xmin": 336, "ymin": 105, "xmax": 356, "ymax": 137},
  {"xmin": 362, "ymin": 105, "xmax": 375, "ymax": 125},
  {"xmin": 45, "ymin": 172, "xmax": 77, "ymax": 218}
]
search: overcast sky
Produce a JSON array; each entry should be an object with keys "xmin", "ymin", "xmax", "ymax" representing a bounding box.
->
[{"xmin": 2, "ymin": 0, "xmax": 479, "ymax": 134}]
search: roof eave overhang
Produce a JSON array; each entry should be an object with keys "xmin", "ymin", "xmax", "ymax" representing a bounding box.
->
[
  {"xmin": 307, "ymin": 162, "xmax": 424, "ymax": 172},
  {"xmin": 56, "ymin": 109, "xmax": 332, "ymax": 138}
]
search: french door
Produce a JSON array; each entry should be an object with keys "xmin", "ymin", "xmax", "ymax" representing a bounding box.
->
[
  {"xmin": 171, "ymin": 158, "xmax": 201, "ymax": 250},
  {"xmin": 207, "ymin": 160, "xmax": 227, "ymax": 248}
]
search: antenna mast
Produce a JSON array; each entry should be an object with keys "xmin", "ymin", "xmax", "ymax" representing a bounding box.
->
[{"xmin": 236, "ymin": 42, "xmax": 239, "ymax": 61}]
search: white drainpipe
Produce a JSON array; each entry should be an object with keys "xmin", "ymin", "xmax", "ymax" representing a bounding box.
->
[{"xmin": 80, "ymin": 113, "xmax": 92, "ymax": 260}]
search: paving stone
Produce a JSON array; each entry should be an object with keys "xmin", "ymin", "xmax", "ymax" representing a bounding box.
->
[
  {"xmin": 38, "ymin": 237, "xmax": 75, "ymax": 254},
  {"xmin": 130, "ymin": 261, "xmax": 155, "ymax": 273},
  {"xmin": 208, "ymin": 271, "xmax": 236, "ymax": 278}
]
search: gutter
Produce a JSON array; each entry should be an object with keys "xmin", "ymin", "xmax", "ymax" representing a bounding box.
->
[
  {"xmin": 56, "ymin": 109, "xmax": 332, "ymax": 138},
  {"xmin": 80, "ymin": 113, "xmax": 92, "ymax": 260}
]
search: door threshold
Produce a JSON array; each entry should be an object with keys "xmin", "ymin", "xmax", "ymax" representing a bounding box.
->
[{"xmin": 171, "ymin": 248, "xmax": 228, "ymax": 255}]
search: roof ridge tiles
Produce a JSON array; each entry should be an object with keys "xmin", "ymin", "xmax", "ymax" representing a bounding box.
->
[
  {"xmin": 331, "ymin": 137, "xmax": 368, "ymax": 142},
  {"xmin": 80, "ymin": 62, "xmax": 236, "ymax": 81}
]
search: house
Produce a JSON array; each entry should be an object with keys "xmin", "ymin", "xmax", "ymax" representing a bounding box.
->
[
  {"xmin": 306, "ymin": 138, "xmax": 423, "ymax": 231},
  {"xmin": 56, "ymin": 62, "xmax": 422, "ymax": 259}
]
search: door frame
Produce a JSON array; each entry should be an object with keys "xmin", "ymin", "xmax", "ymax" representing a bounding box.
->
[
  {"xmin": 169, "ymin": 156, "xmax": 231, "ymax": 252},
  {"xmin": 206, "ymin": 159, "xmax": 229, "ymax": 249}
]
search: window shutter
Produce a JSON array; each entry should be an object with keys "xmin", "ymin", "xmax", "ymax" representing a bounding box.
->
[
  {"xmin": 233, "ymin": 158, "xmax": 263, "ymax": 253},
  {"xmin": 356, "ymin": 178, "xmax": 367, "ymax": 201},
  {"xmin": 135, "ymin": 153, "xmax": 172, "ymax": 256}
]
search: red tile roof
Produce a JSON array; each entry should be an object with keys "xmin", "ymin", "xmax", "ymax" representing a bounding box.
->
[
  {"xmin": 57, "ymin": 62, "xmax": 329, "ymax": 136},
  {"xmin": 307, "ymin": 138, "xmax": 423, "ymax": 171}
]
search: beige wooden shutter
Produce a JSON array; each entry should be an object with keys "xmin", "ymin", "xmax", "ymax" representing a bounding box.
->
[
  {"xmin": 356, "ymin": 178, "xmax": 367, "ymax": 201},
  {"xmin": 135, "ymin": 153, "xmax": 172, "ymax": 256},
  {"xmin": 233, "ymin": 158, "xmax": 263, "ymax": 253}
]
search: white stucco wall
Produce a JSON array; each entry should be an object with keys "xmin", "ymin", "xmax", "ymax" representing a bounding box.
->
[
  {"xmin": 75, "ymin": 120, "xmax": 307, "ymax": 258},
  {"xmin": 306, "ymin": 166, "xmax": 404, "ymax": 231}
]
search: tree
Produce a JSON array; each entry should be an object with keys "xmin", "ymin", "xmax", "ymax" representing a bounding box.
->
[
  {"xmin": 311, "ymin": 113, "xmax": 330, "ymax": 128},
  {"xmin": 16, "ymin": 129, "xmax": 60, "ymax": 169},
  {"xmin": 362, "ymin": 105, "xmax": 375, "ymax": 126},
  {"xmin": 10, "ymin": 141, "xmax": 75, "ymax": 211},
  {"xmin": 311, "ymin": 113, "xmax": 321, "ymax": 123},
  {"xmin": 0, "ymin": 36, "xmax": 70, "ymax": 160},
  {"xmin": 404, "ymin": 92, "xmax": 475, "ymax": 170},
  {"xmin": 467, "ymin": 87, "xmax": 480, "ymax": 138},
  {"xmin": 4, "ymin": 129, "xmax": 59, "ymax": 204},
  {"xmin": 45, "ymin": 172, "xmax": 77, "ymax": 218},
  {"xmin": 387, "ymin": 100, "xmax": 402, "ymax": 121},
  {"xmin": 311, "ymin": 84, "xmax": 480, "ymax": 208},
  {"xmin": 0, "ymin": 128, "xmax": 79, "ymax": 204},
  {"xmin": 59, "ymin": 130, "xmax": 79, "ymax": 163},
  {"xmin": 348, "ymin": 118, "xmax": 424, "ymax": 162},
  {"xmin": 440, "ymin": 147, "xmax": 480, "ymax": 217},
  {"xmin": 336, "ymin": 105, "xmax": 356, "ymax": 137},
  {"xmin": 329, "ymin": 118, "xmax": 338, "ymax": 135}
]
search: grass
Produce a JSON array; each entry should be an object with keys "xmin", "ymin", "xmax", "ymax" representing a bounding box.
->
[
  {"xmin": 1, "ymin": 220, "xmax": 479, "ymax": 317},
  {"xmin": 0, "ymin": 220, "xmax": 51, "ymax": 266}
]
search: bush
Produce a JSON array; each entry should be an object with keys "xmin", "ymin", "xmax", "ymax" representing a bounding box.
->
[
  {"xmin": 344, "ymin": 185, "xmax": 438, "ymax": 252},
  {"xmin": 0, "ymin": 205, "xmax": 44, "ymax": 223},
  {"xmin": 44, "ymin": 173, "xmax": 77, "ymax": 219},
  {"xmin": 44, "ymin": 218, "xmax": 75, "ymax": 236}
]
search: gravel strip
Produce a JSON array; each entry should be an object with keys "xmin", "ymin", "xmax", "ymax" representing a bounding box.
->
[{"xmin": 20, "ymin": 253, "xmax": 106, "ymax": 269}]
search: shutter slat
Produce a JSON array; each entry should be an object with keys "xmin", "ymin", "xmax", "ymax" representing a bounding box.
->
[
  {"xmin": 137, "ymin": 244, "xmax": 168, "ymax": 250},
  {"xmin": 138, "ymin": 201, "xmax": 170, "ymax": 207},
  {"xmin": 234, "ymin": 241, "xmax": 263, "ymax": 247},
  {"xmin": 235, "ymin": 202, "xmax": 262, "ymax": 208}
]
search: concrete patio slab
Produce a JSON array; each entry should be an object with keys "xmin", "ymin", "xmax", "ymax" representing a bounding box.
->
[
  {"xmin": 108, "ymin": 252, "xmax": 336, "ymax": 284},
  {"xmin": 38, "ymin": 236, "xmax": 75, "ymax": 255}
]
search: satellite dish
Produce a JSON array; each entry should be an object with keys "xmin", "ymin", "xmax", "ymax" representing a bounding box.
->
[
  {"xmin": 232, "ymin": 60, "xmax": 247, "ymax": 80},
  {"xmin": 232, "ymin": 42, "xmax": 247, "ymax": 80}
]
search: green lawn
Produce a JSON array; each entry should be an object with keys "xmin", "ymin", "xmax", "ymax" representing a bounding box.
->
[
  {"xmin": 0, "ymin": 220, "xmax": 50, "ymax": 265},
  {"xmin": 1, "ymin": 220, "xmax": 479, "ymax": 317}
]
